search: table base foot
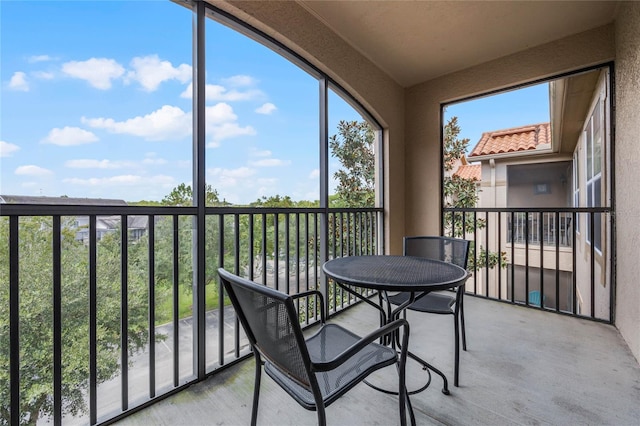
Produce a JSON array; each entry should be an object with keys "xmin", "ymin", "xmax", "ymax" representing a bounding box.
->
[
  {"xmin": 363, "ymin": 353, "xmax": 451, "ymax": 396},
  {"xmin": 410, "ymin": 351, "xmax": 450, "ymax": 395}
]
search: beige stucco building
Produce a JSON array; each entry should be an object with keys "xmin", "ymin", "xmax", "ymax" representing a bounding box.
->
[{"xmin": 466, "ymin": 67, "xmax": 611, "ymax": 316}]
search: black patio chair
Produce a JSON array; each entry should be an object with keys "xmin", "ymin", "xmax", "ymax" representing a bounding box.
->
[
  {"xmin": 386, "ymin": 236, "xmax": 470, "ymax": 387},
  {"xmin": 218, "ymin": 268, "xmax": 413, "ymax": 426}
]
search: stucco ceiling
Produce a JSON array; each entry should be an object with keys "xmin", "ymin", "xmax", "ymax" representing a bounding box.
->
[{"xmin": 298, "ymin": 1, "xmax": 619, "ymax": 87}]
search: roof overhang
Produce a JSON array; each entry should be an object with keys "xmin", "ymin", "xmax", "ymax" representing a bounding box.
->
[{"xmin": 550, "ymin": 68, "xmax": 603, "ymax": 155}]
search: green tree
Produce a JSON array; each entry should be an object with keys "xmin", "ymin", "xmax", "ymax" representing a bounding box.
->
[
  {"xmin": 327, "ymin": 120, "xmax": 377, "ymax": 258},
  {"xmin": 0, "ymin": 217, "xmax": 149, "ymax": 425},
  {"xmin": 250, "ymin": 195, "xmax": 296, "ymax": 208},
  {"xmin": 443, "ymin": 116, "xmax": 506, "ymax": 270},
  {"xmin": 329, "ymin": 120, "xmax": 375, "ymax": 207},
  {"xmin": 443, "ymin": 116, "xmax": 479, "ymax": 234},
  {"xmin": 161, "ymin": 183, "xmax": 222, "ymax": 207},
  {"xmin": 248, "ymin": 195, "xmax": 317, "ymax": 270}
]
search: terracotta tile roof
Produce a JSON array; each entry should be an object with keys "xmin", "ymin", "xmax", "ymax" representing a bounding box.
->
[
  {"xmin": 469, "ymin": 122, "xmax": 551, "ymax": 158},
  {"xmin": 453, "ymin": 164, "xmax": 481, "ymax": 181}
]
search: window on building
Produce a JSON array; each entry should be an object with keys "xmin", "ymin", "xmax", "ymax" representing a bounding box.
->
[
  {"xmin": 573, "ymin": 151, "xmax": 580, "ymax": 233},
  {"xmin": 585, "ymin": 98, "xmax": 603, "ymax": 252}
]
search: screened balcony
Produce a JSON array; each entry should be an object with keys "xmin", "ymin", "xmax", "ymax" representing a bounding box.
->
[{"xmin": 2, "ymin": 1, "xmax": 640, "ymax": 425}]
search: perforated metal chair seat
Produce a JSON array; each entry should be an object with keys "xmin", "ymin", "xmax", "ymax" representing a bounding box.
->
[
  {"xmin": 387, "ymin": 291, "xmax": 455, "ymax": 315},
  {"xmin": 265, "ymin": 323, "xmax": 397, "ymax": 409}
]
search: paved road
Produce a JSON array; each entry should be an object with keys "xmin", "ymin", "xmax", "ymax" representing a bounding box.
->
[
  {"xmin": 55, "ymin": 305, "xmax": 246, "ymax": 425},
  {"xmin": 47, "ymin": 267, "xmax": 322, "ymax": 425}
]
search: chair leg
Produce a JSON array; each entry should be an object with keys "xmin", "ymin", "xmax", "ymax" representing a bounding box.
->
[
  {"xmin": 398, "ymin": 361, "xmax": 406, "ymax": 426},
  {"xmin": 251, "ymin": 356, "xmax": 262, "ymax": 426},
  {"xmin": 460, "ymin": 297, "xmax": 467, "ymax": 351},
  {"xmin": 454, "ymin": 313, "xmax": 460, "ymax": 387},
  {"xmin": 398, "ymin": 330, "xmax": 413, "ymax": 426},
  {"xmin": 405, "ymin": 385, "xmax": 416, "ymax": 426},
  {"xmin": 316, "ymin": 407, "xmax": 327, "ymax": 426}
]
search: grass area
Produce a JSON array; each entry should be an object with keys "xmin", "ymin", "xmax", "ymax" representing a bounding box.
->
[{"xmin": 155, "ymin": 283, "xmax": 228, "ymax": 326}]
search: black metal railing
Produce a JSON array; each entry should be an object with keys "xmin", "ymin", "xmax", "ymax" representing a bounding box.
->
[
  {"xmin": 1, "ymin": 204, "xmax": 381, "ymax": 425},
  {"xmin": 443, "ymin": 207, "xmax": 612, "ymax": 323}
]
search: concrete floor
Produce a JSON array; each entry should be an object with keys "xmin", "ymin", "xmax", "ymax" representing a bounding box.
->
[{"xmin": 116, "ymin": 296, "xmax": 640, "ymax": 426}]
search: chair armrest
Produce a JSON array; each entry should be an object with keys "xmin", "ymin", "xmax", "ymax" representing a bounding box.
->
[
  {"xmin": 310, "ymin": 318, "xmax": 409, "ymax": 372},
  {"xmin": 291, "ymin": 290, "xmax": 325, "ymax": 323}
]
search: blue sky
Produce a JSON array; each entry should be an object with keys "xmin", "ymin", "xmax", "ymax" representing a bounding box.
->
[
  {"xmin": 444, "ymin": 83, "xmax": 550, "ymax": 155},
  {"xmin": 1, "ymin": 1, "xmax": 549, "ymax": 204}
]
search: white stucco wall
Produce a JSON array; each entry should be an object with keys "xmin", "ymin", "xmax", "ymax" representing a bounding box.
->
[{"xmin": 614, "ymin": 1, "xmax": 640, "ymax": 363}]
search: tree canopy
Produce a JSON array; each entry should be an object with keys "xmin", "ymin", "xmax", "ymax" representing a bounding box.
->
[
  {"xmin": 443, "ymin": 116, "xmax": 505, "ymax": 270},
  {"xmin": 161, "ymin": 183, "xmax": 223, "ymax": 207},
  {"xmin": 0, "ymin": 218, "xmax": 149, "ymax": 425},
  {"xmin": 329, "ymin": 120, "xmax": 375, "ymax": 207},
  {"xmin": 443, "ymin": 116, "xmax": 477, "ymax": 211}
]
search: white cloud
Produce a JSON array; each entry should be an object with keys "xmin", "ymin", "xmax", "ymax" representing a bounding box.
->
[
  {"xmin": 179, "ymin": 84, "xmax": 193, "ymax": 99},
  {"xmin": 56, "ymin": 175, "xmax": 178, "ymax": 202},
  {"xmin": 205, "ymin": 104, "xmax": 256, "ymax": 146},
  {"xmin": 42, "ymin": 126, "xmax": 99, "ymax": 146},
  {"xmin": 249, "ymin": 158, "xmax": 291, "ymax": 167},
  {"xmin": 65, "ymin": 159, "xmax": 131, "ymax": 169},
  {"xmin": 33, "ymin": 71, "xmax": 54, "ymax": 80},
  {"xmin": 212, "ymin": 85, "xmax": 262, "ymax": 102},
  {"xmin": 208, "ymin": 122, "xmax": 256, "ymax": 147},
  {"xmin": 82, "ymin": 103, "xmax": 252, "ymax": 145},
  {"xmin": 180, "ymin": 82, "xmax": 263, "ymax": 101},
  {"xmin": 62, "ymin": 58, "xmax": 125, "ymax": 90},
  {"xmin": 0, "ymin": 141, "xmax": 20, "ymax": 157},
  {"xmin": 246, "ymin": 148, "xmax": 289, "ymax": 167},
  {"xmin": 222, "ymin": 75, "xmax": 256, "ymax": 87},
  {"xmin": 255, "ymin": 103, "xmax": 277, "ymax": 115},
  {"xmin": 309, "ymin": 169, "xmax": 320, "ymax": 179},
  {"xmin": 205, "ymin": 103, "xmax": 238, "ymax": 124},
  {"xmin": 256, "ymin": 177, "xmax": 278, "ymax": 185},
  {"xmin": 142, "ymin": 157, "xmax": 168, "ymax": 165},
  {"xmin": 15, "ymin": 165, "xmax": 53, "ymax": 176},
  {"xmin": 28, "ymin": 55, "xmax": 53, "ymax": 63},
  {"xmin": 65, "ymin": 155, "xmax": 166, "ymax": 169},
  {"xmin": 249, "ymin": 148, "xmax": 272, "ymax": 157},
  {"xmin": 63, "ymin": 174, "xmax": 175, "ymax": 187},
  {"xmin": 82, "ymin": 105, "xmax": 191, "ymax": 141},
  {"xmin": 8, "ymin": 72, "xmax": 29, "ymax": 91},
  {"xmin": 255, "ymin": 178, "xmax": 279, "ymax": 198},
  {"xmin": 125, "ymin": 55, "xmax": 191, "ymax": 91},
  {"xmin": 209, "ymin": 167, "xmax": 256, "ymax": 187},
  {"xmin": 208, "ymin": 167, "xmax": 286, "ymax": 204}
]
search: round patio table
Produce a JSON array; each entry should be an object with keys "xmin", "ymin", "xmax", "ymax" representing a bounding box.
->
[{"xmin": 323, "ymin": 255, "xmax": 468, "ymax": 395}]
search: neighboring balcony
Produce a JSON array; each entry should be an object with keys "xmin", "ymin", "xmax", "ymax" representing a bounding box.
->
[
  {"xmin": 507, "ymin": 212, "xmax": 573, "ymax": 248},
  {"xmin": 445, "ymin": 207, "xmax": 611, "ymax": 321}
]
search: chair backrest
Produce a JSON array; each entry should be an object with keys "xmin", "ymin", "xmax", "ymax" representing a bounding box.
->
[
  {"xmin": 403, "ymin": 236, "xmax": 470, "ymax": 270},
  {"xmin": 218, "ymin": 268, "xmax": 312, "ymax": 389}
]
